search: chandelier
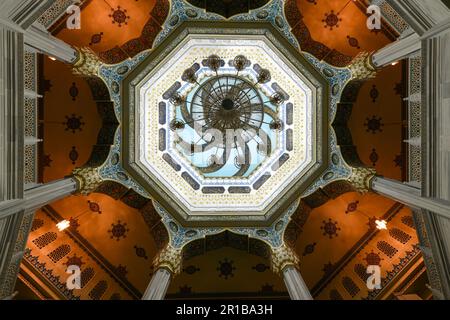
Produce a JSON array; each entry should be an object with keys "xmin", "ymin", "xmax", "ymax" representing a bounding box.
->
[{"xmin": 168, "ymin": 54, "xmax": 286, "ymax": 178}]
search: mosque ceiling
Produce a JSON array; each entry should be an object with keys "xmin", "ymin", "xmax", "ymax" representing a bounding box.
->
[
  {"xmin": 116, "ymin": 21, "xmax": 335, "ymax": 226},
  {"xmin": 21, "ymin": 0, "xmax": 423, "ymax": 300}
]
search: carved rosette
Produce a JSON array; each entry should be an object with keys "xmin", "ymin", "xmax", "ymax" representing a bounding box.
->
[
  {"xmin": 153, "ymin": 245, "xmax": 182, "ymax": 275},
  {"xmin": 271, "ymin": 243, "xmax": 300, "ymax": 276},
  {"xmin": 348, "ymin": 52, "xmax": 378, "ymax": 81},
  {"xmin": 348, "ymin": 166, "xmax": 376, "ymax": 193},
  {"xmin": 72, "ymin": 167, "xmax": 103, "ymax": 195},
  {"xmin": 72, "ymin": 47, "xmax": 102, "ymax": 77}
]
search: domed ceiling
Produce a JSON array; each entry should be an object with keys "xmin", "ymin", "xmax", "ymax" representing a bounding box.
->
[
  {"xmin": 118, "ymin": 22, "xmax": 335, "ymax": 226},
  {"xmin": 24, "ymin": 0, "xmax": 425, "ymax": 300},
  {"xmin": 99, "ymin": 19, "xmax": 351, "ymax": 232}
]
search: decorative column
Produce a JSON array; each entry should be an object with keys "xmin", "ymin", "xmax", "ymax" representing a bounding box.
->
[
  {"xmin": 0, "ymin": 0, "xmax": 77, "ymax": 63},
  {"xmin": 421, "ymin": 18, "xmax": 450, "ymax": 40},
  {"xmin": 0, "ymin": 165, "xmax": 103, "ymax": 219},
  {"xmin": 348, "ymin": 164, "xmax": 450, "ymax": 298},
  {"xmin": 0, "ymin": 0, "xmax": 54, "ymax": 29},
  {"xmin": 0, "ymin": 210, "xmax": 29, "ymax": 299},
  {"xmin": 271, "ymin": 243, "xmax": 312, "ymax": 300},
  {"xmin": 379, "ymin": 2, "xmax": 450, "ymax": 298},
  {"xmin": 386, "ymin": 0, "xmax": 450, "ymax": 35},
  {"xmin": 24, "ymin": 23, "xmax": 77, "ymax": 63},
  {"xmin": 419, "ymin": 3, "xmax": 450, "ymax": 297},
  {"xmin": 0, "ymin": 177, "xmax": 78, "ymax": 299},
  {"xmin": 347, "ymin": 167, "xmax": 450, "ymax": 220},
  {"xmin": 0, "ymin": 178, "xmax": 78, "ymax": 220},
  {"xmin": 372, "ymin": 32, "xmax": 421, "ymax": 67},
  {"xmin": 411, "ymin": 207, "xmax": 446, "ymax": 300},
  {"xmin": 371, "ymin": 177, "xmax": 450, "ymax": 220},
  {"xmin": 0, "ymin": 166, "xmax": 101, "ymax": 298},
  {"xmin": 142, "ymin": 245, "xmax": 182, "ymax": 300},
  {"xmin": 0, "ymin": 2, "xmax": 89, "ymax": 298},
  {"xmin": 0, "ymin": 26, "xmax": 24, "ymax": 204}
]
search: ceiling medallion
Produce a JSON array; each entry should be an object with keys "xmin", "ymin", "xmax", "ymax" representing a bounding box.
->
[{"xmin": 97, "ymin": 17, "xmax": 351, "ymax": 247}]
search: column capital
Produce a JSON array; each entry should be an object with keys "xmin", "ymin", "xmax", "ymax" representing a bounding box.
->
[
  {"xmin": 72, "ymin": 167, "xmax": 103, "ymax": 195},
  {"xmin": 349, "ymin": 166, "xmax": 377, "ymax": 193},
  {"xmin": 72, "ymin": 47, "xmax": 103, "ymax": 77},
  {"xmin": 271, "ymin": 243, "xmax": 299, "ymax": 276},
  {"xmin": 153, "ymin": 245, "xmax": 182, "ymax": 275},
  {"xmin": 348, "ymin": 52, "xmax": 378, "ymax": 81}
]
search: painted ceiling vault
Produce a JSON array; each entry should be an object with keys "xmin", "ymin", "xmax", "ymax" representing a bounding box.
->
[{"xmin": 18, "ymin": 0, "xmax": 428, "ymax": 300}]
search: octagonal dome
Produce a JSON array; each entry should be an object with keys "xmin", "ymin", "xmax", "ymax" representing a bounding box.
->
[{"xmin": 122, "ymin": 22, "xmax": 329, "ymax": 226}]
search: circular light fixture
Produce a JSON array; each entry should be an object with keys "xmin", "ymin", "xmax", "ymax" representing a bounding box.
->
[
  {"xmin": 167, "ymin": 54, "xmax": 286, "ymax": 177},
  {"xmin": 190, "ymin": 75, "xmax": 265, "ymax": 132}
]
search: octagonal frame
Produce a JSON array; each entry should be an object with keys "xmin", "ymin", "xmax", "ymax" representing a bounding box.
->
[{"xmin": 122, "ymin": 21, "xmax": 329, "ymax": 227}]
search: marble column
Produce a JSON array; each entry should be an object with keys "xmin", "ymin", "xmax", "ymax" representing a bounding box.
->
[
  {"xmin": 0, "ymin": 178, "xmax": 77, "ymax": 220},
  {"xmin": 282, "ymin": 266, "xmax": 313, "ymax": 300},
  {"xmin": 271, "ymin": 243, "xmax": 312, "ymax": 300},
  {"xmin": 0, "ymin": 25, "xmax": 24, "ymax": 204},
  {"xmin": 386, "ymin": 0, "xmax": 450, "ymax": 35},
  {"xmin": 0, "ymin": 1, "xmax": 96, "ymax": 298},
  {"xmin": 0, "ymin": 166, "xmax": 101, "ymax": 223},
  {"xmin": 411, "ymin": 208, "xmax": 446, "ymax": 300},
  {"xmin": 422, "ymin": 27, "xmax": 450, "ymax": 208},
  {"xmin": 24, "ymin": 23, "xmax": 77, "ymax": 63},
  {"xmin": 0, "ymin": 0, "xmax": 78, "ymax": 63},
  {"xmin": 373, "ymin": 0, "xmax": 450, "ymax": 70},
  {"xmin": 372, "ymin": 32, "xmax": 421, "ymax": 67},
  {"xmin": 347, "ymin": 167, "xmax": 450, "ymax": 220},
  {"xmin": 421, "ymin": 18, "xmax": 450, "ymax": 40},
  {"xmin": 0, "ymin": 176, "xmax": 76, "ymax": 299},
  {"xmin": 142, "ymin": 269, "xmax": 172, "ymax": 300},
  {"xmin": 0, "ymin": 23, "xmax": 24, "ymax": 299},
  {"xmin": 370, "ymin": 176, "xmax": 450, "ymax": 220},
  {"xmin": 142, "ymin": 245, "xmax": 182, "ymax": 300},
  {"xmin": 0, "ymin": 0, "xmax": 54, "ymax": 29},
  {"xmin": 348, "ymin": 165, "xmax": 450, "ymax": 299},
  {"xmin": 378, "ymin": 1, "xmax": 450, "ymax": 298},
  {"xmin": 0, "ymin": 210, "xmax": 27, "ymax": 299},
  {"xmin": 420, "ymin": 24, "xmax": 450, "ymax": 299},
  {"xmin": 0, "ymin": 166, "xmax": 101, "ymax": 298}
]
